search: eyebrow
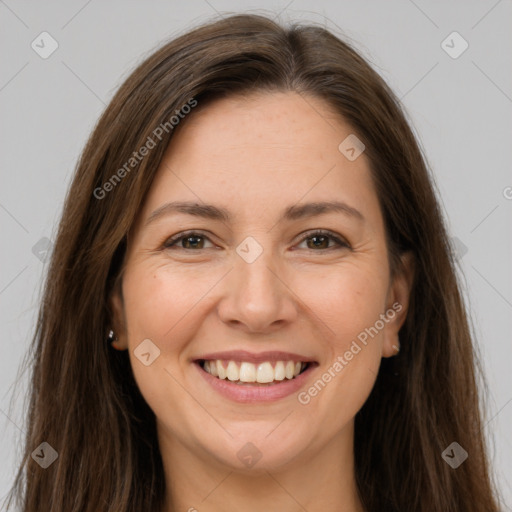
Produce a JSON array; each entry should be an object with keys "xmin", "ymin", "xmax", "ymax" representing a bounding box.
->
[{"xmin": 145, "ymin": 200, "xmax": 365, "ymax": 226}]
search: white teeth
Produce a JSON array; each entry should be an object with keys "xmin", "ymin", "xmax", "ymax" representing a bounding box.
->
[
  {"xmin": 216, "ymin": 360, "xmax": 226, "ymax": 379},
  {"xmin": 256, "ymin": 362, "xmax": 274, "ymax": 383},
  {"xmin": 274, "ymin": 361, "xmax": 285, "ymax": 381},
  {"xmin": 226, "ymin": 361, "xmax": 239, "ymax": 381},
  {"xmin": 239, "ymin": 362, "xmax": 256, "ymax": 382},
  {"xmin": 202, "ymin": 359, "xmax": 307, "ymax": 383},
  {"xmin": 285, "ymin": 361, "xmax": 295, "ymax": 379}
]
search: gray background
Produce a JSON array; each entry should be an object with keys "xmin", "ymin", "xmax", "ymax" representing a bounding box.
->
[{"xmin": 1, "ymin": 0, "xmax": 511, "ymax": 509}]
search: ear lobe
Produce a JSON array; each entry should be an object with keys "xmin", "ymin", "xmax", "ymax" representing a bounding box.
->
[
  {"xmin": 108, "ymin": 280, "xmax": 128, "ymax": 350},
  {"xmin": 382, "ymin": 251, "xmax": 415, "ymax": 358}
]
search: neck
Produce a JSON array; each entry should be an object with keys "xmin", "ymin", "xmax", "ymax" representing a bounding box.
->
[{"xmin": 158, "ymin": 421, "xmax": 365, "ymax": 512}]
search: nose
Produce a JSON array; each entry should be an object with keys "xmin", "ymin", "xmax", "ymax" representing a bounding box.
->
[{"xmin": 216, "ymin": 245, "xmax": 298, "ymax": 334}]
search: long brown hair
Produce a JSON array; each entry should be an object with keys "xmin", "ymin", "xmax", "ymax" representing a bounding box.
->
[{"xmin": 5, "ymin": 13, "xmax": 502, "ymax": 512}]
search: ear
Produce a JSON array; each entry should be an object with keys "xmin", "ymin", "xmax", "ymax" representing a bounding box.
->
[
  {"xmin": 108, "ymin": 278, "xmax": 128, "ymax": 350},
  {"xmin": 381, "ymin": 251, "xmax": 414, "ymax": 358}
]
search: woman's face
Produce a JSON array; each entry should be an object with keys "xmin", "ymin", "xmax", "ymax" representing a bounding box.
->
[{"xmin": 111, "ymin": 91, "xmax": 411, "ymax": 473}]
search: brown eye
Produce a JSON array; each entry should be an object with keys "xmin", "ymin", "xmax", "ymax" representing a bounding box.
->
[
  {"xmin": 164, "ymin": 231, "xmax": 214, "ymax": 250},
  {"xmin": 180, "ymin": 235, "xmax": 205, "ymax": 249},
  {"xmin": 297, "ymin": 230, "xmax": 350, "ymax": 251},
  {"xmin": 307, "ymin": 235, "xmax": 329, "ymax": 249}
]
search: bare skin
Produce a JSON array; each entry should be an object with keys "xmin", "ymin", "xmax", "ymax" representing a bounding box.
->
[{"xmin": 110, "ymin": 91, "xmax": 413, "ymax": 512}]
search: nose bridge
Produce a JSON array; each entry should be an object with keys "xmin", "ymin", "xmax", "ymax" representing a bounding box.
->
[
  {"xmin": 240, "ymin": 246, "xmax": 276, "ymax": 292},
  {"xmin": 217, "ymin": 234, "xmax": 296, "ymax": 332},
  {"xmin": 235, "ymin": 234, "xmax": 281, "ymax": 305}
]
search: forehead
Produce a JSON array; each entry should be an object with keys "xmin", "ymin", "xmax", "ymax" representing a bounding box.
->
[{"xmin": 138, "ymin": 91, "xmax": 379, "ymax": 226}]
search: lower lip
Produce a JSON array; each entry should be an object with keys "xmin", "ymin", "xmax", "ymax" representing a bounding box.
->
[{"xmin": 194, "ymin": 362, "xmax": 316, "ymax": 403}]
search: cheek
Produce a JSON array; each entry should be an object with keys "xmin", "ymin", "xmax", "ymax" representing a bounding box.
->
[
  {"xmin": 122, "ymin": 263, "xmax": 216, "ymax": 345},
  {"xmin": 293, "ymin": 263, "xmax": 387, "ymax": 418},
  {"xmin": 262, "ymin": 266, "xmax": 389, "ymax": 455},
  {"xmin": 120, "ymin": 264, "xmax": 215, "ymax": 436},
  {"xmin": 297, "ymin": 262, "xmax": 389, "ymax": 355},
  {"xmin": 120, "ymin": 265, "xmax": 194, "ymax": 383}
]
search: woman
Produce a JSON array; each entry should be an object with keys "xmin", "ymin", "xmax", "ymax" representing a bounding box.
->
[{"xmin": 6, "ymin": 13, "xmax": 502, "ymax": 512}]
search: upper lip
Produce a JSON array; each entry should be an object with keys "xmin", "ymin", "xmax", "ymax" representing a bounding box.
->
[{"xmin": 194, "ymin": 350, "xmax": 316, "ymax": 365}]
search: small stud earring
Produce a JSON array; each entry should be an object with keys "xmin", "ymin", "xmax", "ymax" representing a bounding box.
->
[{"xmin": 107, "ymin": 329, "xmax": 124, "ymax": 350}]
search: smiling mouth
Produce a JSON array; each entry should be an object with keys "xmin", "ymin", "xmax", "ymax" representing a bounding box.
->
[{"xmin": 197, "ymin": 359, "xmax": 311, "ymax": 386}]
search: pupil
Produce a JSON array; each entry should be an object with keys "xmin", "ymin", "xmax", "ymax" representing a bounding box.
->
[
  {"xmin": 309, "ymin": 235, "xmax": 327, "ymax": 249},
  {"xmin": 185, "ymin": 236, "xmax": 202, "ymax": 248}
]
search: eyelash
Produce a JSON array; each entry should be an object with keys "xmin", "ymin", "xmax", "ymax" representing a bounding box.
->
[{"xmin": 162, "ymin": 229, "xmax": 350, "ymax": 252}]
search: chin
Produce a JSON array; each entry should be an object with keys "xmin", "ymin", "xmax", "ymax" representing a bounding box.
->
[{"xmin": 197, "ymin": 430, "xmax": 311, "ymax": 474}]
